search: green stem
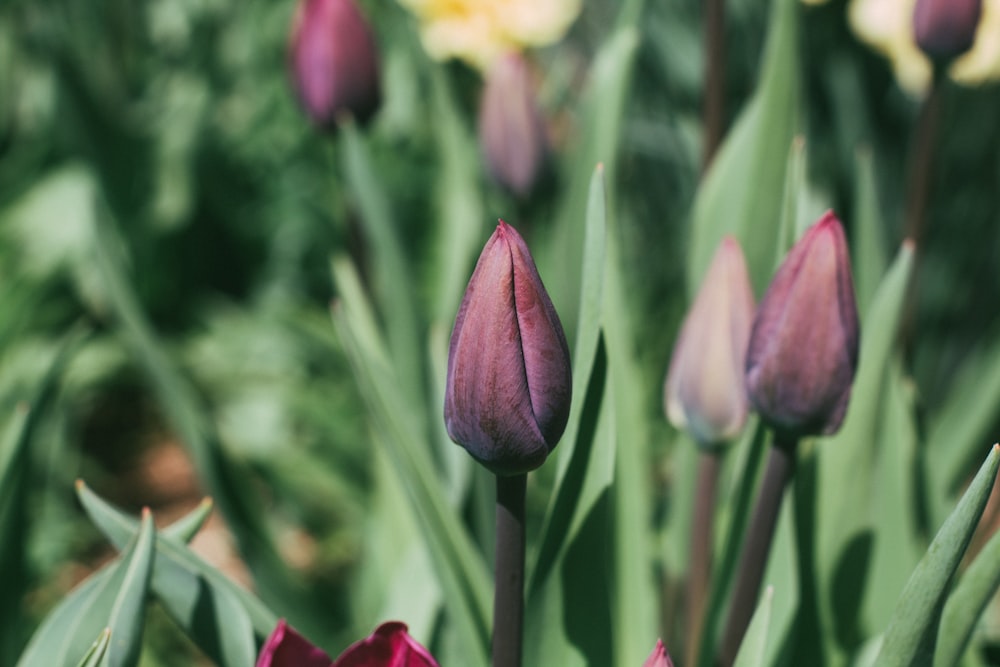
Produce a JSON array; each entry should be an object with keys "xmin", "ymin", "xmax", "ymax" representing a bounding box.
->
[
  {"xmin": 493, "ymin": 473, "xmax": 527, "ymax": 667},
  {"xmin": 718, "ymin": 440, "xmax": 796, "ymax": 666},
  {"xmin": 686, "ymin": 449, "xmax": 722, "ymax": 667}
]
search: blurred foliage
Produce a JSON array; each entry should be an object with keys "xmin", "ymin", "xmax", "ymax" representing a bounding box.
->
[{"xmin": 2, "ymin": 0, "xmax": 1000, "ymax": 664}]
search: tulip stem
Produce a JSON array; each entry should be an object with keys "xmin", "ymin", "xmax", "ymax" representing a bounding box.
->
[
  {"xmin": 493, "ymin": 473, "xmax": 527, "ymax": 667},
  {"xmin": 703, "ymin": 0, "xmax": 726, "ymax": 168},
  {"xmin": 686, "ymin": 448, "xmax": 722, "ymax": 667},
  {"xmin": 717, "ymin": 440, "xmax": 796, "ymax": 666}
]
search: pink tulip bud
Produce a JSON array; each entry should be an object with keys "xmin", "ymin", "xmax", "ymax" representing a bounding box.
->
[
  {"xmin": 913, "ymin": 0, "xmax": 983, "ymax": 61},
  {"xmin": 665, "ymin": 237, "xmax": 755, "ymax": 446},
  {"xmin": 288, "ymin": 0, "xmax": 381, "ymax": 129},
  {"xmin": 642, "ymin": 639, "xmax": 675, "ymax": 667},
  {"xmin": 445, "ymin": 220, "xmax": 572, "ymax": 475},
  {"xmin": 478, "ymin": 53, "xmax": 548, "ymax": 198},
  {"xmin": 745, "ymin": 211, "xmax": 860, "ymax": 439}
]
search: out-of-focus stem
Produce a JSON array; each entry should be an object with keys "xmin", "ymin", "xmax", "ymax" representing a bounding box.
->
[
  {"xmin": 703, "ymin": 0, "xmax": 726, "ymax": 169},
  {"xmin": 900, "ymin": 66, "xmax": 943, "ymax": 361},
  {"xmin": 493, "ymin": 473, "xmax": 527, "ymax": 667},
  {"xmin": 686, "ymin": 449, "xmax": 722, "ymax": 667},
  {"xmin": 717, "ymin": 440, "xmax": 796, "ymax": 666}
]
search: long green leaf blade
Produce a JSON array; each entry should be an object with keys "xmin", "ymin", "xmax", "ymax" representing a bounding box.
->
[{"xmin": 874, "ymin": 445, "xmax": 1000, "ymax": 667}]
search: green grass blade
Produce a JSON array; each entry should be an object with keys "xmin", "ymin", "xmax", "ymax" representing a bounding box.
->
[
  {"xmin": 934, "ymin": 494, "xmax": 1000, "ymax": 667},
  {"xmin": 74, "ymin": 629, "xmax": 111, "ymax": 667},
  {"xmin": 874, "ymin": 445, "xmax": 1000, "ymax": 667},
  {"xmin": 76, "ymin": 482, "xmax": 269, "ymax": 664},
  {"xmin": 332, "ymin": 283, "xmax": 491, "ymax": 667},
  {"xmin": 104, "ymin": 510, "xmax": 155, "ymax": 667}
]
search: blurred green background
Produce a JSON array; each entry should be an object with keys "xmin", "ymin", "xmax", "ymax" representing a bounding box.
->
[{"xmin": 2, "ymin": 0, "xmax": 1000, "ymax": 663}]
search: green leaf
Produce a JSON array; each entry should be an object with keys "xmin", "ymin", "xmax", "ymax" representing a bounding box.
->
[
  {"xmin": 160, "ymin": 497, "xmax": 214, "ymax": 544},
  {"xmin": 74, "ymin": 629, "xmax": 111, "ymax": 667},
  {"xmin": 75, "ymin": 482, "xmax": 267, "ymax": 666},
  {"xmin": 874, "ymin": 445, "xmax": 1000, "ymax": 667},
  {"xmin": 934, "ymin": 490, "xmax": 1000, "ymax": 666},
  {"xmin": 812, "ymin": 241, "xmax": 914, "ymax": 663},
  {"xmin": 734, "ymin": 586, "xmax": 774, "ymax": 667},
  {"xmin": 331, "ymin": 271, "xmax": 491, "ymax": 667},
  {"xmin": 18, "ymin": 510, "xmax": 155, "ymax": 667},
  {"xmin": 339, "ymin": 121, "xmax": 423, "ymax": 403},
  {"xmin": 103, "ymin": 510, "xmax": 156, "ymax": 667},
  {"xmin": 545, "ymin": 26, "xmax": 639, "ymax": 337},
  {"xmin": 687, "ymin": 0, "xmax": 799, "ymax": 295},
  {"xmin": 853, "ymin": 147, "xmax": 887, "ymax": 315}
]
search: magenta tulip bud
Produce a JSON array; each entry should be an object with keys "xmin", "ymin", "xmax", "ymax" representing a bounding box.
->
[
  {"xmin": 288, "ymin": 0, "xmax": 381, "ymax": 129},
  {"xmin": 332, "ymin": 622, "xmax": 439, "ymax": 667},
  {"xmin": 745, "ymin": 211, "xmax": 860, "ymax": 439},
  {"xmin": 665, "ymin": 237, "xmax": 755, "ymax": 446},
  {"xmin": 642, "ymin": 639, "xmax": 675, "ymax": 667},
  {"xmin": 913, "ymin": 0, "xmax": 983, "ymax": 62},
  {"xmin": 478, "ymin": 53, "xmax": 548, "ymax": 198},
  {"xmin": 256, "ymin": 620, "xmax": 332, "ymax": 667},
  {"xmin": 445, "ymin": 220, "xmax": 572, "ymax": 475}
]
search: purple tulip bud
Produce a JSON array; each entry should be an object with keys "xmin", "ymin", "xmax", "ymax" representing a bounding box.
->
[
  {"xmin": 665, "ymin": 237, "xmax": 755, "ymax": 446},
  {"xmin": 445, "ymin": 220, "xmax": 572, "ymax": 475},
  {"xmin": 478, "ymin": 53, "xmax": 548, "ymax": 198},
  {"xmin": 288, "ymin": 0, "xmax": 381, "ymax": 129},
  {"xmin": 745, "ymin": 211, "xmax": 860, "ymax": 439},
  {"xmin": 256, "ymin": 620, "xmax": 332, "ymax": 667},
  {"xmin": 913, "ymin": 0, "xmax": 983, "ymax": 61},
  {"xmin": 642, "ymin": 639, "xmax": 675, "ymax": 667}
]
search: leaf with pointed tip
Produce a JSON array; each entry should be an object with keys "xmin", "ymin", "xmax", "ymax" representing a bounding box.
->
[
  {"xmin": 160, "ymin": 497, "xmax": 214, "ymax": 544},
  {"xmin": 74, "ymin": 629, "xmax": 111, "ymax": 667},
  {"xmin": 75, "ymin": 482, "xmax": 265, "ymax": 667},
  {"xmin": 874, "ymin": 445, "xmax": 1000, "ymax": 667},
  {"xmin": 934, "ymin": 496, "xmax": 1000, "ymax": 667},
  {"xmin": 17, "ymin": 511, "xmax": 155, "ymax": 667}
]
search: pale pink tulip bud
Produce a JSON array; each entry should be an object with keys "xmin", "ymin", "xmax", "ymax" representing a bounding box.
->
[
  {"xmin": 445, "ymin": 220, "xmax": 571, "ymax": 475},
  {"xmin": 288, "ymin": 0, "xmax": 381, "ymax": 129},
  {"xmin": 478, "ymin": 53, "xmax": 548, "ymax": 198},
  {"xmin": 665, "ymin": 237, "xmax": 755, "ymax": 446},
  {"xmin": 745, "ymin": 211, "xmax": 860, "ymax": 438}
]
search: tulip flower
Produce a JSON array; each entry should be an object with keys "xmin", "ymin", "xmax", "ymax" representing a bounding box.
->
[
  {"xmin": 257, "ymin": 620, "xmax": 439, "ymax": 667},
  {"xmin": 288, "ymin": 0, "xmax": 381, "ymax": 129},
  {"xmin": 479, "ymin": 53, "xmax": 548, "ymax": 198},
  {"xmin": 643, "ymin": 639, "xmax": 675, "ymax": 667},
  {"xmin": 914, "ymin": 0, "xmax": 983, "ymax": 60},
  {"xmin": 396, "ymin": 0, "xmax": 581, "ymax": 70},
  {"xmin": 445, "ymin": 219, "xmax": 571, "ymax": 475},
  {"xmin": 745, "ymin": 210, "xmax": 860, "ymax": 439},
  {"xmin": 665, "ymin": 236, "xmax": 755, "ymax": 447}
]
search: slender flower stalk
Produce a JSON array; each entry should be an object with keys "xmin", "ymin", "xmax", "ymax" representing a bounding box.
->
[
  {"xmin": 703, "ymin": 0, "xmax": 727, "ymax": 168},
  {"xmin": 445, "ymin": 220, "xmax": 571, "ymax": 667}
]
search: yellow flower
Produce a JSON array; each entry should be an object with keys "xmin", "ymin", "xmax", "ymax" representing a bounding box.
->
[
  {"xmin": 847, "ymin": 0, "xmax": 1000, "ymax": 95},
  {"xmin": 399, "ymin": 0, "xmax": 581, "ymax": 70}
]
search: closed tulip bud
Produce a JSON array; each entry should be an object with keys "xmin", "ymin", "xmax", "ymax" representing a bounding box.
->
[
  {"xmin": 445, "ymin": 220, "xmax": 571, "ymax": 475},
  {"xmin": 665, "ymin": 237, "xmax": 755, "ymax": 446},
  {"xmin": 643, "ymin": 639, "xmax": 675, "ymax": 667},
  {"xmin": 745, "ymin": 211, "xmax": 860, "ymax": 439},
  {"xmin": 478, "ymin": 53, "xmax": 548, "ymax": 198},
  {"xmin": 913, "ymin": 0, "xmax": 983, "ymax": 62},
  {"xmin": 288, "ymin": 0, "xmax": 381, "ymax": 129},
  {"xmin": 257, "ymin": 620, "xmax": 439, "ymax": 667}
]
